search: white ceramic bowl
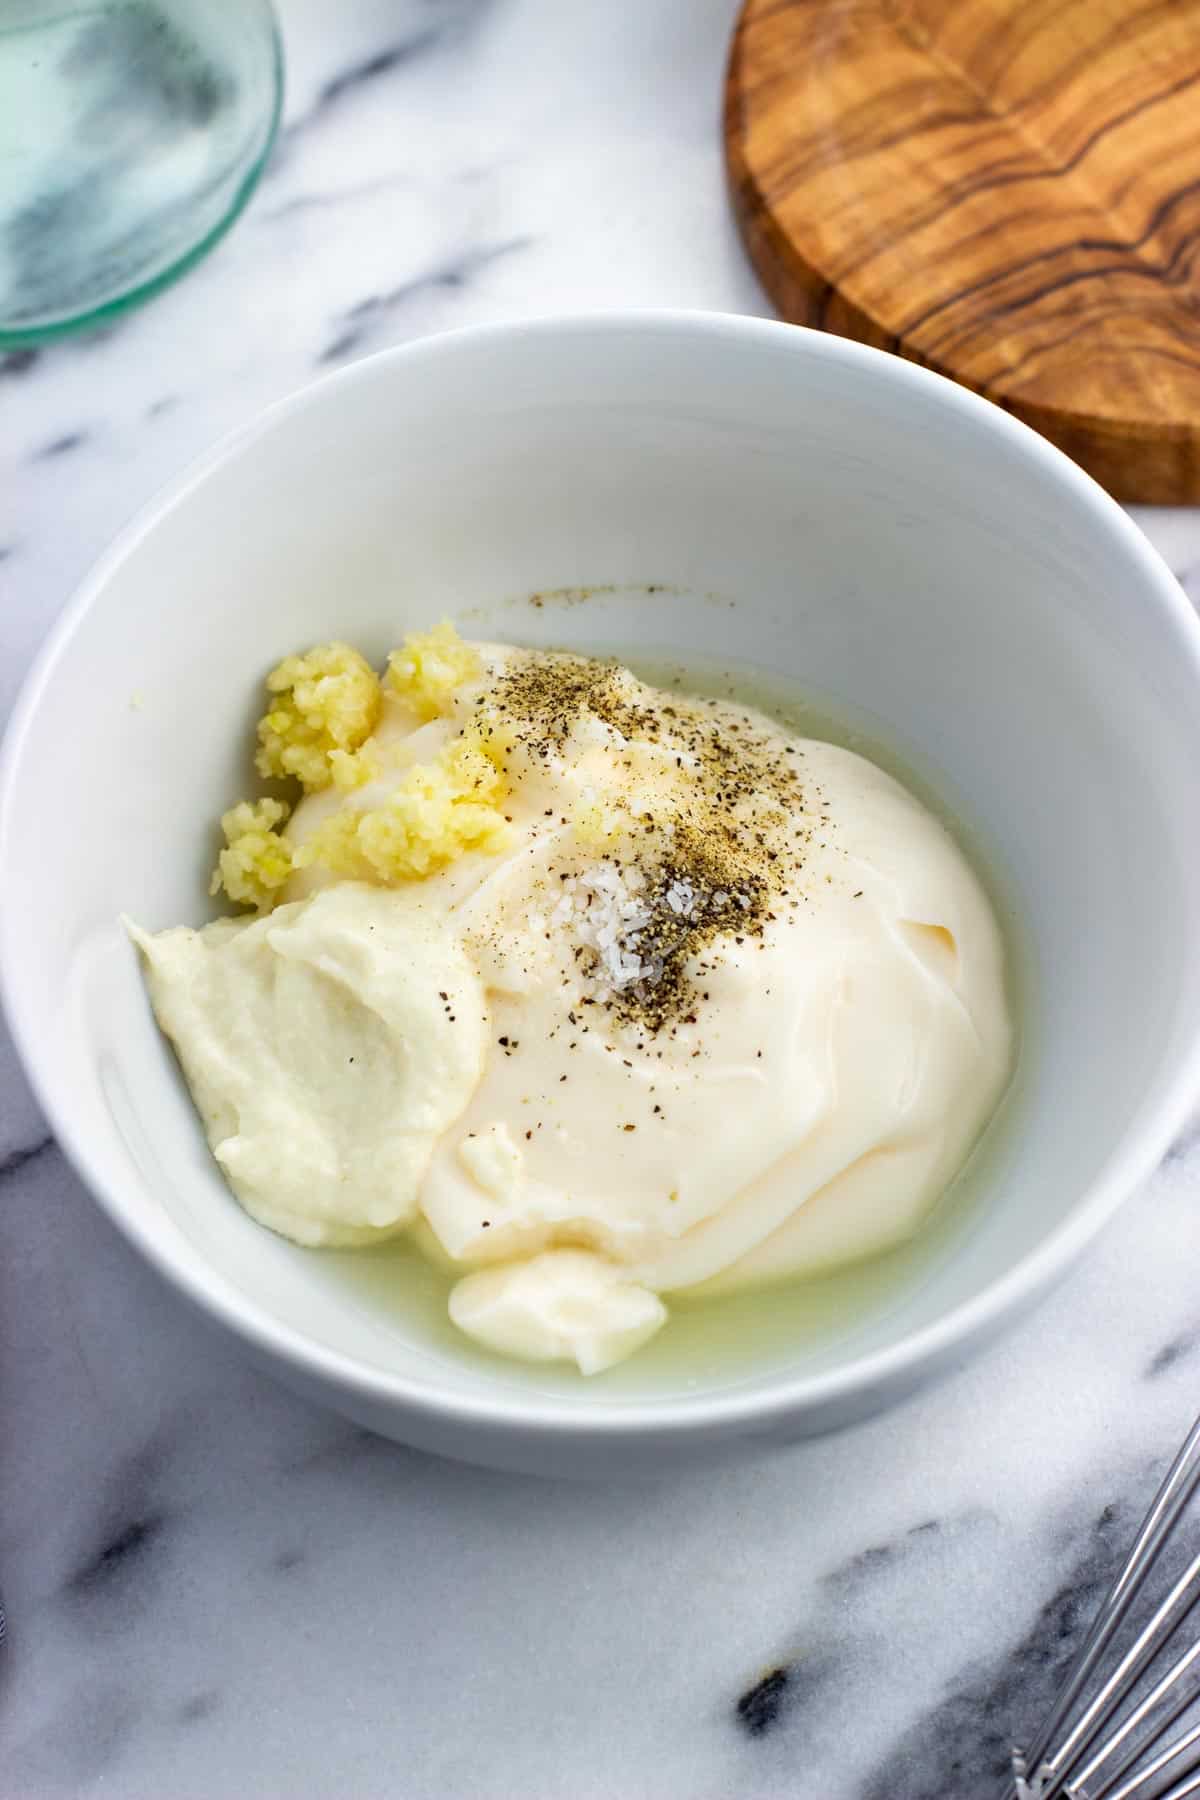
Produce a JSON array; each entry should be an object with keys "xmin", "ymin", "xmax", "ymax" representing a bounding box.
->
[{"xmin": 5, "ymin": 314, "xmax": 1200, "ymax": 1476}]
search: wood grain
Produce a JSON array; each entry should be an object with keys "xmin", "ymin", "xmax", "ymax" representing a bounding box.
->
[{"xmin": 726, "ymin": 0, "xmax": 1200, "ymax": 503}]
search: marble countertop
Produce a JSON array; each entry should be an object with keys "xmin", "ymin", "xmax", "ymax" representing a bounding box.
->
[{"xmin": 4, "ymin": 2, "xmax": 1200, "ymax": 1795}]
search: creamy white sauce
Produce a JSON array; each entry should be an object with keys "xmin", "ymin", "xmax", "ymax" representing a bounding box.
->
[
  {"xmin": 129, "ymin": 885, "xmax": 488, "ymax": 1247},
  {"xmin": 132, "ymin": 645, "xmax": 1012, "ymax": 1374}
]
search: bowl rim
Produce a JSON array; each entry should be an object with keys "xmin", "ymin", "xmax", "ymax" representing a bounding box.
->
[{"xmin": 5, "ymin": 308, "xmax": 1200, "ymax": 1446}]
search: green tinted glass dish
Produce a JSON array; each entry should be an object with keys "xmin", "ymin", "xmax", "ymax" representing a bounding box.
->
[{"xmin": 0, "ymin": 0, "xmax": 283, "ymax": 345}]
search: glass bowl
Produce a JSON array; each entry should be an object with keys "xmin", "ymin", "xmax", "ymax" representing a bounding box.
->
[{"xmin": 0, "ymin": 0, "xmax": 282, "ymax": 345}]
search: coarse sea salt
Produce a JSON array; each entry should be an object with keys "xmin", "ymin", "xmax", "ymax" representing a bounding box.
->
[
  {"xmin": 665, "ymin": 879, "xmax": 696, "ymax": 917},
  {"xmin": 552, "ymin": 862, "xmax": 667, "ymax": 996}
]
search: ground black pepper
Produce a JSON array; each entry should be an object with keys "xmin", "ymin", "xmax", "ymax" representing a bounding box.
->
[{"xmin": 465, "ymin": 645, "xmax": 822, "ymax": 1035}]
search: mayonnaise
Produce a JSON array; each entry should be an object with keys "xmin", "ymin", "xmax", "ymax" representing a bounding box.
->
[{"xmin": 132, "ymin": 635, "xmax": 1012, "ymax": 1373}]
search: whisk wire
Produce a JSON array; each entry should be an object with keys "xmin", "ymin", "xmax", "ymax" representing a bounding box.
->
[
  {"xmin": 1099, "ymin": 1717, "xmax": 1200, "ymax": 1800},
  {"xmin": 1007, "ymin": 1414, "xmax": 1200, "ymax": 1800},
  {"xmin": 1040, "ymin": 1547, "xmax": 1200, "ymax": 1796},
  {"xmin": 1159, "ymin": 1767, "xmax": 1200, "ymax": 1800},
  {"xmin": 1073, "ymin": 1633, "xmax": 1200, "ymax": 1797}
]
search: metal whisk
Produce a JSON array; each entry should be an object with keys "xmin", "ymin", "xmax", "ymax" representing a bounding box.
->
[{"xmin": 1004, "ymin": 1412, "xmax": 1200, "ymax": 1800}]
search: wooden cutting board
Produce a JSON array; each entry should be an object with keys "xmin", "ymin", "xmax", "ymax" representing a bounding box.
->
[{"xmin": 725, "ymin": 0, "xmax": 1200, "ymax": 504}]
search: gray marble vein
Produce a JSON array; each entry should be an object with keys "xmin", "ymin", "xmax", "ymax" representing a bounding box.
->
[
  {"xmin": 318, "ymin": 234, "xmax": 535, "ymax": 362},
  {"xmin": 29, "ymin": 430, "xmax": 88, "ymax": 463},
  {"xmin": 312, "ymin": 29, "xmax": 450, "ymax": 113},
  {"xmin": 0, "ymin": 1135, "xmax": 56, "ymax": 1181},
  {"xmin": 3, "ymin": 1, "xmax": 1200, "ymax": 1796}
]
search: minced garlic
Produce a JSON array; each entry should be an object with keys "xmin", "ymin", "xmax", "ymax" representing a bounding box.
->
[
  {"xmin": 255, "ymin": 641, "xmax": 381, "ymax": 791},
  {"xmin": 294, "ymin": 733, "xmax": 510, "ymax": 884},
  {"xmin": 328, "ymin": 743, "xmax": 382, "ymax": 791},
  {"xmin": 212, "ymin": 626, "xmax": 500, "ymax": 908},
  {"xmin": 210, "ymin": 798, "xmax": 293, "ymax": 910},
  {"xmin": 386, "ymin": 621, "xmax": 482, "ymax": 720}
]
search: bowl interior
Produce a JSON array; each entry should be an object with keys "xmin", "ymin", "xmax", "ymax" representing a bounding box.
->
[{"xmin": 5, "ymin": 318, "xmax": 1200, "ymax": 1434}]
